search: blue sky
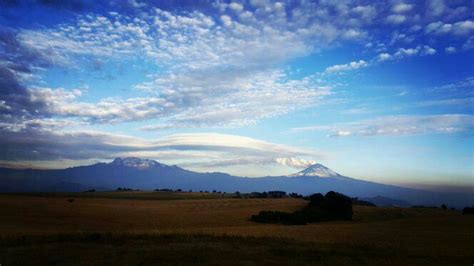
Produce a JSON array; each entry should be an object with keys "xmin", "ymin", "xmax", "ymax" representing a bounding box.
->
[{"xmin": 0, "ymin": 0, "xmax": 473, "ymax": 191}]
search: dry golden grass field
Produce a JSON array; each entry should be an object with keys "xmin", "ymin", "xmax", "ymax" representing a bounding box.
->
[{"xmin": 0, "ymin": 192, "xmax": 473, "ymax": 265}]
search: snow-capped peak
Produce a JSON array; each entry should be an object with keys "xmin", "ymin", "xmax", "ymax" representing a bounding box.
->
[
  {"xmin": 110, "ymin": 157, "xmax": 164, "ymax": 169},
  {"xmin": 289, "ymin": 163, "xmax": 340, "ymax": 178}
]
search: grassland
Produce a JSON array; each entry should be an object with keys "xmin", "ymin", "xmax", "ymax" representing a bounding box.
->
[{"xmin": 0, "ymin": 192, "xmax": 473, "ymax": 265}]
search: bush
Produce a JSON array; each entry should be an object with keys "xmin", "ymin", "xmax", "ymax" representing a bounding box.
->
[
  {"xmin": 251, "ymin": 191, "xmax": 353, "ymax": 225},
  {"xmin": 351, "ymin": 197, "xmax": 376, "ymax": 207},
  {"xmin": 462, "ymin": 207, "xmax": 474, "ymax": 215},
  {"xmin": 321, "ymin": 191, "xmax": 353, "ymax": 220}
]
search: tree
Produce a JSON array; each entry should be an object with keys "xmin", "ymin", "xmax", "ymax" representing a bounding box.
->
[{"xmin": 462, "ymin": 207, "xmax": 474, "ymax": 215}]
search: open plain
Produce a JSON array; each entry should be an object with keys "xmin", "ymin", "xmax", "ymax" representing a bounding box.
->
[{"xmin": 0, "ymin": 192, "xmax": 473, "ymax": 265}]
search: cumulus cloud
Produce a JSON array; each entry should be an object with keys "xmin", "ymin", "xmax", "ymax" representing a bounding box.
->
[
  {"xmin": 390, "ymin": 45, "xmax": 437, "ymax": 59},
  {"xmin": 425, "ymin": 20, "xmax": 474, "ymax": 36},
  {"xmin": 445, "ymin": 46, "xmax": 456, "ymax": 54},
  {"xmin": 293, "ymin": 114, "xmax": 474, "ymax": 137},
  {"xmin": 12, "ymin": 5, "xmax": 358, "ymax": 128},
  {"xmin": 228, "ymin": 2, "xmax": 244, "ymax": 12},
  {"xmin": 392, "ymin": 3, "xmax": 414, "ymax": 13},
  {"xmin": 324, "ymin": 60, "xmax": 367, "ymax": 73},
  {"xmin": 386, "ymin": 14, "xmax": 406, "ymax": 24},
  {"xmin": 378, "ymin": 53, "xmax": 392, "ymax": 62}
]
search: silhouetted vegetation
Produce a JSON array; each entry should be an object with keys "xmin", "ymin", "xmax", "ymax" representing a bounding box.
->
[
  {"xmin": 83, "ymin": 189, "xmax": 96, "ymax": 193},
  {"xmin": 245, "ymin": 191, "xmax": 287, "ymax": 198},
  {"xmin": 289, "ymin": 192, "xmax": 304, "ymax": 198},
  {"xmin": 462, "ymin": 206, "xmax": 474, "ymax": 215},
  {"xmin": 251, "ymin": 191, "xmax": 353, "ymax": 225},
  {"xmin": 116, "ymin": 187, "xmax": 133, "ymax": 191},
  {"xmin": 441, "ymin": 204, "xmax": 447, "ymax": 210},
  {"xmin": 352, "ymin": 197, "xmax": 376, "ymax": 207}
]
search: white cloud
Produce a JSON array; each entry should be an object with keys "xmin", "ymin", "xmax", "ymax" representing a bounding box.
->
[
  {"xmin": 386, "ymin": 14, "xmax": 406, "ymax": 24},
  {"xmin": 324, "ymin": 60, "xmax": 367, "ymax": 73},
  {"xmin": 427, "ymin": 0, "xmax": 446, "ymax": 17},
  {"xmin": 393, "ymin": 45, "xmax": 436, "ymax": 58},
  {"xmin": 0, "ymin": 124, "xmax": 322, "ymax": 170},
  {"xmin": 392, "ymin": 3, "xmax": 414, "ymax": 13},
  {"xmin": 220, "ymin": 15, "xmax": 233, "ymax": 27},
  {"xmin": 352, "ymin": 5, "xmax": 376, "ymax": 21},
  {"xmin": 378, "ymin": 53, "xmax": 392, "ymax": 62},
  {"xmin": 7, "ymin": 1, "xmax": 472, "ymax": 135},
  {"xmin": 293, "ymin": 114, "xmax": 474, "ymax": 137},
  {"xmin": 228, "ymin": 2, "xmax": 244, "ymax": 12},
  {"xmin": 421, "ymin": 45, "xmax": 436, "ymax": 55},
  {"xmin": 425, "ymin": 20, "xmax": 474, "ymax": 36},
  {"xmin": 274, "ymin": 157, "xmax": 317, "ymax": 168},
  {"xmin": 445, "ymin": 46, "xmax": 456, "ymax": 54}
]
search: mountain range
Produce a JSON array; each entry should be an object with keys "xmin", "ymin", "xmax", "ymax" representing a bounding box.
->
[{"xmin": 0, "ymin": 157, "xmax": 472, "ymax": 208}]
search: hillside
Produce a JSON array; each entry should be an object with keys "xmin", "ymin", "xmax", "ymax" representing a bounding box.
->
[{"xmin": 0, "ymin": 157, "xmax": 473, "ymax": 208}]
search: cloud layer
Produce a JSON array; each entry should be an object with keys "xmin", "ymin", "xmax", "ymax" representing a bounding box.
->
[{"xmin": 294, "ymin": 114, "xmax": 474, "ymax": 137}]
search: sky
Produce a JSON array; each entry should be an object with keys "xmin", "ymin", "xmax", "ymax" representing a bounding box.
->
[{"xmin": 0, "ymin": 0, "xmax": 473, "ymax": 191}]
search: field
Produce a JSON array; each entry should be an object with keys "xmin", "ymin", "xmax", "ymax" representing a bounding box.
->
[{"xmin": 0, "ymin": 192, "xmax": 473, "ymax": 265}]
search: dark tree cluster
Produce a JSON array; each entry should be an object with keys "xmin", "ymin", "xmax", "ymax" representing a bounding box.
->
[
  {"xmin": 289, "ymin": 192, "xmax": 304, "ymax": 199},
  {"xmin": 246, "ymin": 191, "xmax": 287, "ymax": 198},
  {"xmin": 116, "ymin": 187, "xmax": 134, "ymax": 191},
  {"xmin": 351, "ymin": 197, "xmax": 376, "ymax": 207},
  {"xmin": 251, "ymin": 191, "xmax": 353, "ymax": 225},
  {"xmin": 462, "ymin": 206, "xmax": 474, "ymax": 215}
]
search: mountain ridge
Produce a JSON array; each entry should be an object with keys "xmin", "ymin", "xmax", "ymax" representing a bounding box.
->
[{"xmin": 0, "ymin": 157, "xmax": 472, "ymax": 208}]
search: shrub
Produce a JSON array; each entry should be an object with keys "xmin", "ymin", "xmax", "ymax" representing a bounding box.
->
[
  {"xmin": 321, "ymin": 191, "xmax": 353, "ymax": 220},
  {"xmin": 308, "ymin": 193, "xmax": 324, "ymax": 207},
  {"xmin": 462, "ymin": 207, "xmax": 474, "ymax": 215},
  {"xmin": 251, "ymin": 191, "xmax": 353, "ymax": 225}
]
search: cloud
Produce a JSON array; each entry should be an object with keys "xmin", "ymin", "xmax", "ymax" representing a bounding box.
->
[
  {"xmin": 324, "ymin": 60, "xmax": 367, "ymax": 73},
  {"xmin": 427, "ymin": 0, "xmax": 446, "ymax": 17},
  {"xmin": 274, "ymin": 157, "xmax": 317, "ymax": 168},
  {"xmin": 390, "ymin": 45, "xmax": 437, "ymax": 59},
  {"xmin": 425, "ymin": 20, "xmax": 474, "ymax": 36},
  {"xmin": 292, "ymin": 114, "xmax": 474, "ymax": 137},
  {"xmin": 377, "ymin": 53, "xmax": 392, "ymax": 62},
  {"xmin": 444, "ymin": 46, "xmax": 456, "ymax": 54},
  {"xmin": 1, "ymin": 0, "xmax": 472, "ymax": 142},
  {"xmin": 352, "ymin": 5, "xmax": 376, "ymax": 21},
  {"xmin": 392, "ymin": 3, "xmax": 414, "ymax": 13},
  {"xmin": 228, "ymin": 2, "xmax": 244, "ymax": 12},
  {"xmin": 220, "ymin": 15, "xmax": 232, "ymax": 27},
  {"xmin": 0, "ymin": 122, "xmax": 322, "ymax": 169},
  {"xmin": 13, "ymin": 5, "xmax": 353, "ymax": 128},
  {"xmin": 386, "ymin": 14, "xmax": 406, "ymax": 24}
]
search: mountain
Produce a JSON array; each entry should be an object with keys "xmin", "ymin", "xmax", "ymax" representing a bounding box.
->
[
  {"xmin": 361, "ymin": 196, "xmax": 411, "ymax": 207},
  {"xmin": 0, "ymin": 157, "xmax": 472, "ymax": 208},
  {"xmin": 289, "ymin": 163, "xmax": 340, "ymax": 178}
]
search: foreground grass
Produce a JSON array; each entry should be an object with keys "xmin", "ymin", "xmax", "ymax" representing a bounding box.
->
[
  {"xmin": 5, "ymin": 190, "xmax": 232, "ymax": 201},
  {"xmin": 0, "ymin": 194, "xmax": 473, "ymax": 265},
  {"xmin": 1, "ymin": 233, "xmax": 472, "ymax": 266}
]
